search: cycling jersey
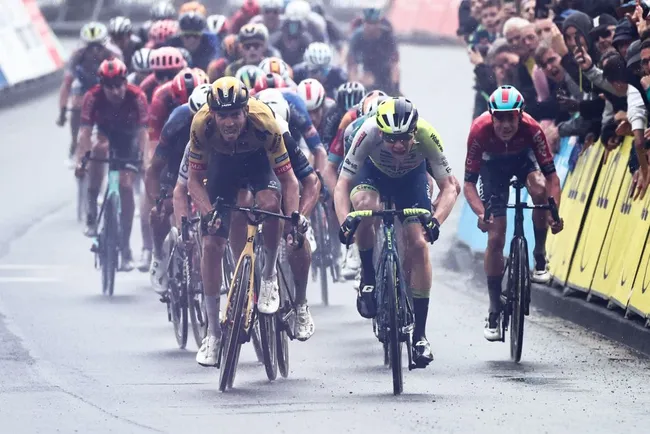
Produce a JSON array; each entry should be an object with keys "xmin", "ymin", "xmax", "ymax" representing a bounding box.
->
[
  {"xmin": 327, "ymin": 107, "xmax": 359, "ymax": 164},
  {"xmin": 167, "ymin": 32, "xmax": 222, "ymax": 71},
  {"xmin": 276, "ymin": 117, "xmax": 314, "ymax": 181},
  {"xmin": 156, "ymin": 103, "xmax": 193, "ymax": 187},
  {"xmin": 224, "ymin": 48, "xmax": 282, "ymax": 77},
  {"xmin": 67, "ymin": 43, "xmax": 122, "ymax": 91},
  {"xmin": 292, "ymin": 63, "xmax": 348, "ymax": 98},
  {"xmin": 464, "ymin": 111, "xmax": 556, "ymax": 183},
  {"xmin": 139, "ymin": 73, "xmax": 164, "ymax": 103},
  {"xmin": 188, "ymin": 97, "xmax": 292, "ymax": 176},
  {"xmin": 271, "ymin": 33, "xmax": 312, "ymax": 67},
  {"xmin": 207, "ymin": 57, "xmax": 229, "ymax": 82},
  {"xmin": 280, "ymin": 89, "xmax": 324, "ymax": 150},
  {"xmin": 80, "ymin": 84, "xmax": 148, "ymax": 134},
  {"xmin": 342, "ymin": 117, "xmax": 452, "ymax": 180},
  {"xmin": 149, "ymin": 82, "xmax": 181, "ymax": 143}
]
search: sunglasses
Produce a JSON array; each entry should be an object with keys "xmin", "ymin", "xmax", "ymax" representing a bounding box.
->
[
  {"xmin": 383, "ymin": 132, "xmax": 414, "ymax": 143},
  {"xmin": 263, "ymin": 8, "xmax": 281, "ymax": 14},
  {"xmin": 102, "ymin": 79, "xmax": 125, "ymax": 89},
  {"xmin": 592, "ymin": 29, "xmax": 612, "ymax": 40},
  {"xmin": 641, "ymin": 57, "xmax": 650, "ymax": 66},
  {"xmin": 492, "ymin": 110, "xmax": 519, "ymax": 121},
  {"xmin": 242, "ymin": 42, "xmax": 262, "ymax": 50},
  {"xmin": 181, "ymin": 33, "xmax": 202, "ymax": 39}
]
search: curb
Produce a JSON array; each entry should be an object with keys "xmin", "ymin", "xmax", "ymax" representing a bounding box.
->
[
  {"xmin": 448, "ymin": 239, "xmax": 650, "ymax": 357},
  {"xmin": 0, "ymin": 69, "xmax": 64, "ymax": 110}
]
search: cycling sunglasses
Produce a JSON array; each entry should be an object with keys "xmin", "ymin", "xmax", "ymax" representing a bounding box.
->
[
  {"xmin": 242, "ymin": 42, "xmax": 263, "ymax": 50},
  {"xmin": 101, "ymin": 78, "xmax": 126, "ymax": 89},
  {"xmin": 592, "ymin": 28, "xmax": 612, "ymax": 40},
  {"xmin": 383, "ymin": 132, "xmax": 414, "ymax": 143},
  {"xmin": 491, "ymin": 110, "xmax": 520, "ymax": 121}
]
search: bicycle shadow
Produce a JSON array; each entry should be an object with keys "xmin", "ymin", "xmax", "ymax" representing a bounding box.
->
[{"xmin": 81, "ymin": 293, "xmax": 140, "ymax": 304}]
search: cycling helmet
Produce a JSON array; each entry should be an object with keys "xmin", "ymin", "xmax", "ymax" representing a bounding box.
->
[
  {"xmin": 488, "ymin": 85, "xmax": 525, "ymax": 113},
  {"xmin": 261, "ymin": 0, "xmax": 284, "ymax": 11},
  {"xmin": 254, "ymin": 73, "xmax": 287, "ymax": 93},
  {"xmin": 108, "ymin": 16, "xmax": 132, "ymax": 36},
  {"xmin": 360, "ymin": 91, "xmax": 389, "ymax": 117},
  {"xmin": 259, "ymin": 57, "xmax": 290, "ymax": 79},
  {"xmin": 222, "ymin": 34, "xmax": 239, "ymax": 58},
  {"xmin": 179, "ymin": 1, "xmax": 207, "ymax": 17},
  {"xmin": 207, "ymin": 77, "xmax": 249, "ymax": 111},
  {"xmin": 150, "ymin": 46, "xmax": 186, "ymax": 71},
  {"xmin": 179, "ymin": 11, "xmax": 207, "ymax": 34},
  {"xmin": 80, "ymin": 22, "xmax": 108, "ymax": 44},
  {"xmin": 303, "ymin": 42, "xmax": 332, "ymax": 69},
  {"xmin": 297, "ymin": 79, "xmax": 325, "ymax": 111},
  {"xmin": 311, "ymin": 1, "xmax": 325, "ymax": 16},
  {"xmin": 282, "ymin": 18, "xmax": 303, "ymax": 37},
  {"xmin": 238, "ymin": 23, "xmax": 269, "ymax": 44},
  {"xmin": 189, "ymin": 83, "xmax": 211, "ymax": 114},
  {"xmin": 192, "ymin": 68, "xmax": 210, "ymax": 84},
  {"xmin": 207, "ymin": 14, "xmax": 228, "ymax": 35},
  {"xmin": 151, "ymin": 1, "xmax": 176, "ymax": 20},
  {"xmin": 376, "ymin": 97, "xmax": 419, "ymax": 135},
  {"xmin": 171, "ymin": 68, "xmax": 209, "ymax": 103},
  {"xmin": 362, "ymin": 7, "xmax": 382, "ymax": 22},
  {"xmin": 148, "ymin": 19, "xmax": 178, "ymax": 45},
  {"xmin": 98, "ymin": 58, "xmax": 127, "ymax": 81},
  {"xmin": 336, "ymin": 81, "xmax": 365, "ymax": 111},
  {"xmin": 256, "ymin": 88, "xmax": 290, "ymax": 122},
  {"xmin": 285, "ymin": 0, "xmax": 311, "ymax": 20},
  {"xmin": 131, "ymin": 48, "xmax": 152, "ymax": 73},
  {"xmin": 177, "ymin": 47, "xmax": 193, "ymax": 66},
  {"xmin": 236, "ymin": 65, "xmax": 265, "ymax": 89}
]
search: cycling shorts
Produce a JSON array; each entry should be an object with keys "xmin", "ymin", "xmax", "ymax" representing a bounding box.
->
[
  {"xmin": 97, "ymin": 128, "xmax": 140, "ymax": 166},
  {"xmin": 71, "ymin": 78, "xmax": 95, "ymax": 97},
  {"xmin": 203, "ymin": 149, "xmax": 281, "ymax": 238},
  {"xmin": 350, "ymin": 160, "xmax": 431, "ymax": 223},
  {"xmin": 478, "ymin": 149, "xmax": 539, "ymax": 218}
]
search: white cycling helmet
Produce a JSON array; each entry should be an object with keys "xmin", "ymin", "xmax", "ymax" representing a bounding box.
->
[
  {"xmin": 361, "ymin": 90, "xmax": 389, "ymax": 117},
  {"xmin": 131, "ymin": 48, "xmax": 152, "ymax": 73},
  {"xmin": 261, "ymin": 0, "xmax": 285, "ymax": 10},
  {"xmin": 259, "ymin": 57, "xmax": 291, "ymax": 81},
  {"xmin": 297, "ymin": 79, "xmax": 326, "ymax": 111},
  {"xmin": 256, "ymin": 88, "xmax": 290, "ymax": 122},
  {"xmin": 303, "ymin": 42, "xmax": 333, "ymax": 69},
  {"xmin": 80, "ymin": 22, "xmax": 108, "ymax": 44},
  {"xmin": 285, "ymin": 0, "xmax": 311, "ymax": 21},
  {"xmin": 189, "ymin": 84, "xmax": 211, "ymax": 114},
  {"xmin": 108, "ymin": 16, "xmax": 132, "ymax": 36},
  {"xmin": 207, "ymin": 14, "xmax": 227, "ymax": 34}
]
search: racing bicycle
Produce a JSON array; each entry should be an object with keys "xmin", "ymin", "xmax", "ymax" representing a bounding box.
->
[
  {"xmin": 341, "ymin": 205, "xmax": 434, "ymax": 395},
  {"xmin": 484, "ymin": 177, "xmax": 560, "ymax": 363},
  {"xmin": 211, "ymin": 198, "xmax": 301, "ymax": 391},
  {"xmin": 82, "ymin": 151, "xmax": 141, "ymax": 296}
]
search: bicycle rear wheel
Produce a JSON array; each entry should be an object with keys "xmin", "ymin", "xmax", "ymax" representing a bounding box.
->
[
  {"xmin": 219, "ymin": 257, "xmax": 251, "ymax": 391},
  {"xmin": 259, "ymin": 312, "xmax": 278, "ymax": 381},
  {"xmin": 187, "ymin": 248, "xmax": 206, "ymax": 349},
  {"xmin": 385, "ymin": 254, "xmax": 403, "ymax": 395},
  {"xmin": 101, "ymin": 194, "xmax": 119, "ymax": 296},
  {"xmin": 509, "ymin": 237, "xmax": 528, "ymax": 363},
  {"xmin": 276, "ymin": 258, "xmax": 293, "ymax": 378},
  {"xmin": 314, "ymin": 204, "xmax": 329, "ymax": 306},
  {"xmin": 170, "ymin": 249, "xmax": 188, "ymax": 349},
  {"xmin": 76, "ymin": 175, "xmax": 87, "ymax": 223}
]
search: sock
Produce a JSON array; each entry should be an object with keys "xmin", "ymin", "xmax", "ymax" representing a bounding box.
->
[
  {"xmin": 359, "ymin": 248, "xmax": 375, "ymax": 284},
  {"xmin": 263, "ymin": 245, "xmax": 278, "ymax": 279},
  {"xmin": 205, "ymin": 295, "xmax": 220, "ymax": 339},
  {"xmin": 69, "ymin": 109, "xmax": 81, "ymax": 158},
  {"xmin": 87, "ymin": 188, "xmax": 99, "ymax": 223},
  {"xmin": 413, "ymin": 297, "xmax": 430, "ymax": 342},
  {"xmin": 533, "ymin": 227, "xmax": 548, "ymax": 270},
  {"xmin": 487, "ymin": 275, "xmax": 502, "ymax": 314}
]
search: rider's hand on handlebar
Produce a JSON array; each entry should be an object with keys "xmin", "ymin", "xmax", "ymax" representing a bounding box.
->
[
  {"xmin": 56, "ymin": 108, "xmax": 66, "ymax": 127},
  {"xmin": 297, "ymin": 214, "xmax": 310, "ymax": 234},
  {"xmin": 339, "ymin": 215, "xmax": 360, "ymax": 245},
  {"xmin": 421, "ymin": 214, "xmax": 440, "ymax": 243},
  {"xmin": 202, "ymin": 210, "xmax": 221, "ymax": 235},
  {"xmin": 477, "ymin": 213, "xmax": 494, "ymax": 233},
  {"xmin": 74, "ymin": 163, "xmax": 85, "ymax": 179},
  {"xmin": 548, "ymin": 214, "xmax": 564, "ymax": 234}
]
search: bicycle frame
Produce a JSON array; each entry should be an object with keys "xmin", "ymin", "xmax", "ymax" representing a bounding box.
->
[{"xmin": 96, "ymin": 170, "xmax": 121, "ymax": 236}]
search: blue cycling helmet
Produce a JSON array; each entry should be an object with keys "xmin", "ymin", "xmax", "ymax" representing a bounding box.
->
[
  {"xmin": 488, "ymin": 85, "xmax": 525, "ymax": 113},
  {"xmin": 363, "ymin": 7, "xmax": 382, "ymax": 22}
]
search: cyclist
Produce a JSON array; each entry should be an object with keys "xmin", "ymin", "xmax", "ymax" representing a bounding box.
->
[
  {"xmin": 74, "ymin": 58, "xmax": 149, "ymax": 272},
  {"xmin": 128, "ymin": 48, "xmax": 152, "ymax": 86},
  {"xmin": 167, "ymin": 12, "xmax": 221, "ymax": 71},
  {"xmin": 178, "ymin": 1, "xmax": 207, "ymax": 17},
  {"xmin": 57, "ymin": 22, "xmax": 122, "ymax": 164},
  {"xmin": 270, "ymin": 17, "xmax": 312, "ymax": 67},
  {"xmin": 145, "ymin": 19, "xmax": 179, "ymax": 49},
  {"xmin": 334, "ymin": 97, "xmax": 459, "ymax": 367},
  {"xmin": 348, "ymin": 7, "xmax": 400, "ymax": 95},
  {"xmin": 310, "ymin": 1, "xmax": 347, "ymax": 55},
  {"xmin": 250, "ymin": 0, "xmax": 285, "ymax": 34},
  {"xmin": 235, "ymin": 65, "xmax": 266, "ymax": 89},
  {"xmin": 187, "ymin": 77, "xmax": 301, "ymax": 366},
  {"xmin": 254, "ymin": 73, "xmax": 328, "ymax": 174},
  {"xmin": 463, "ymin": 86, "xmax": 564, "ymax": 342},
  {"xmin": 140, "ymin": 47, "xmax": 186, "ymax": 103},
  {"xmin": 206, "ymin": 14, "xmax": 229, "ymax": 37},
  {"xmin": 145, "ymin": 68, "xmax": 209, "ymax": 282},
  {"xmin": 206, "ymin": 34, "xmax": 240, "ymax": 82},
  {"xmin": 137, "ymin": 1, "xmax": 177, "ymax": 46},
  {"xmin": 108, "ymin": 16, "xmax": 142, "ymax": 71},
  {"xmin": 293, "ymin": 42, "xmax": 347, "ymax": 98},
  {"xmin": 224, "ymin": 23, "xmax": 280, "ymax": 76},
  {"xmin": 284, "ymin": 0, "xmax": 327, "ymax": 43},
  {"xmin": 259, "ymin": 56, "xmax": 295, "ymax": 86},
  {"xmin": 296, "ymin": 78, "xmax": 334, "ymax": 135}
]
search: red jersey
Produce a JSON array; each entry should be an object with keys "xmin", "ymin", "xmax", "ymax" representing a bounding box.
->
[
  {"xmin": 149, "ymin": 82, "xmax": 180, "ymax": 143},
  {"xmin": 80, "ymin": 84, "xmax": 148, "ymax": 133},
  {"xmin": 328, "ymin": 108, "xmax": 359, "ymax": 159},
  {"xmin": 140, "ymin": 73, "xmax": 162, "ymax": 103},
  {"xmin": 464, "ymin": 111, "xmax": 555, "ymax": 183}
]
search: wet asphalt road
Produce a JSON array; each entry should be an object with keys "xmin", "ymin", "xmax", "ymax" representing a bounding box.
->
[{"xmin": 0, "ymin": 42, "xmax": 649, "ymax": 433}]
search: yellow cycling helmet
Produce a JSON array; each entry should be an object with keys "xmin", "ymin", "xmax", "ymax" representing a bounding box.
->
[
  {"xmin": 207, "ymin": 76, "xmax": 249, "ymax": 111},
  {"xmin": 179, "ymin": 1, "xmax": 207, "ymax": 17},
  {"xmin": 376, "ymin": 97, "xmax": 419, "ymax": 135}
]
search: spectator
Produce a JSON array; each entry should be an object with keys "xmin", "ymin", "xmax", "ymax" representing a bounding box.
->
[
  {"xmin": 612, "ymin": 17, "xmax": 639, "ymax": 59},
  {"xmin": 589, "ymin": 14, "xmax": 618, "ymax": 55}
]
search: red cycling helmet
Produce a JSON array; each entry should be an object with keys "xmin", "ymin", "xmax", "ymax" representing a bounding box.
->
[
  {"xmin": 98, "ymin": 58, "xmax": 127, "ymax": 81},
  {"xmin": 148, "ymin": 19, "xmax": 179, "ymax": 46},
  {"xmin": 254, "ymin": 72, "xmax": 286, "ymax": 93},
  {"xmin": 171, "ymin": 67, "xmax": 209, "ymax": 103},
  {"xmin": 150, "ymin": 46, "xmax": 186, "ymax": 71}
]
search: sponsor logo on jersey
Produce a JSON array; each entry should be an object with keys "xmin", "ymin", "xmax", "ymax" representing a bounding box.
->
[
  {"xmin": 344, "ymin": 158, "xmax": 358, "ymax": 170},
  {"xmin": 275, "ymin": 153, "xmax": 289, "ymax": 164},
  {"xmin": 269, "ymin": 133, "xmax": 282, "ymax": 153},
  {"xmin": 190, "ymin": 162, "xmax": 207, "ymax": 170},
  {"xmin": 430, "ymin": 133, "xmax": 443, "ymax": 152},
  {"xmin": 191, "ymin": 130, "xmax": 202, "ymax": 149},
  {"xmin": 274, "ymin": 161, "xmax": 292, "ymax": 174},
  {"xmin": 351, "ymin": 131, "xmax": 367, "ymax": 155},
  {"xmin": 189, "ymin": 151, "xmax": 203, "ymax": 160}
]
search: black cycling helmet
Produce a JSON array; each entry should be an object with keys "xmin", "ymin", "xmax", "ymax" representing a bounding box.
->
[
  {"xmin": 336, "ymin": 81, "xmax": 366, "ymax": 111},
  {"xmin": 179, "ymin": 11, "xmax": 206, "ymax": 34}
]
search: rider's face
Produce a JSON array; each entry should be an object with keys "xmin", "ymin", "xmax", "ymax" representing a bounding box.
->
[
  {"xmin": 382, "ymin": 132, "xmax": 415, "ymax": 156},
  {"xmin": 492, "ymin": 111, "xmax": 520, "ymax": 141},
  {"xmin": 102, "ymin": 79, "xmax": 127, "ymax": 104},
  {"xmin": 309, "ymin": 106, "xmax": 324, "ymax": 129},
  {"xmin": 181, "ymin": 33, "xmax": 202, "ymax": 52},
  {"xmin": 213, "ymin": 108, "xmax": 247, "ymax": 142}
]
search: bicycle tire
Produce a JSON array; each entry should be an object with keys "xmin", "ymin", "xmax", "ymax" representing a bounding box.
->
[
  {"xmin": 314, "ymin": 204, "xmax": 329, "ymax": 306},
  {"xmin": 170, "ymin": 251, "xmax": 188, "ymax": 349},
  {"xmin": 510, "ymin": 237, "xmax": 528, "ymax": 363},
  {"xmin": 251, "ymin": 321, "xmax": 264, "ymax": 363},
  {"xmin": 219, "ymin": 257, "xmax": 251, "ymax": 392},
  {"xmin": 259, "ymin": 312, "xmax": 278, "ymax": 381},
  {"xmin": 102, "ymin": 194, "xmax": 119, "ymax": 296},
  {"xmin": 385, "ymin": 254, "xmax": 403, "ymax": 395},
  {"xmin": 187, "ymin": 249, "xmax": 206, "ymax": 349},
  {"xmin": 76, "ymin": 175, "xmax": 87, "ymax": 223},
  {"xmin": 276, "ymin": 259, "xmax": 293, "ymax": 378}
]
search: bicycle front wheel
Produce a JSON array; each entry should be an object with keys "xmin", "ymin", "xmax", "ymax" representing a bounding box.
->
[
  {"xmin": 276, "ymin": 259, "xmax": 293, "ymax": 378},
  {"xmin": 510, "ymin": 237, "xmax": 529, "ymax": 363},
  {"xmin": 170, "ymin": 251, "xmax": 188, "ymax": 349},
  {"xmin": 259, "ymin": 312, "xmax": 278, "ymax": 381},
  {"xmin": 101, "ymin": 194, "xmax": 119, "ymax": 296},
  {"xmin": 313, "ymin": 204, "xmax": 329, "ymax": 306},
  {"xmin": 219, "ymin": 257, "xmax": 252, "ymax": 392},
  {"xmin": 385, "ymin": 254, "xmax": 403, "ymax": 395},
  {"xmin": 187, "ymin": 249, "xmax": 206, "ymax": 349}
]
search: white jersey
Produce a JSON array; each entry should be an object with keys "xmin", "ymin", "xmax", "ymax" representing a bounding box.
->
[{"xmin": 177, "ymin": 142, "xmax": 190, "ymax": 186}]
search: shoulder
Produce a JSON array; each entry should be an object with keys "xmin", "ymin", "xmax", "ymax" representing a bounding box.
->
[
  {"xmin": 415, "ymin": 119, "xmax": 444, "ymax": 152},
  {"xmin": 521, "ymin": 112, "xmax": 541, "ymax": 131},
  {"xmin": 165, "ymin": 104, "xmax": 193, "ymax": 132},
  {"xmin": 151, "ymin": 81, "xmax": 172, "ymax": 101},
  {"xmin": 469, "ymin": 112, "xmax": 492, "ymax": 134},
  {"xmin": 190, "ymin": 104, "xmax": 213, "ymax": 142},
  {"xmin": 248, "ymin": 98, "xmax": 281, "ymax": 134},
  {"xmin": 126, "ymin": 84, "xmax": 146, "ymax": 99}
]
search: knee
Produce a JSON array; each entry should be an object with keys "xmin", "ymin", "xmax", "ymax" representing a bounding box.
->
[
  {"xmin": 352, "ymin": 192, "xmax": 380, "ymax": 212},
  {"xmin": 92, "ymin": 138, "xmax": 109, "ymax": 157},
  {"xmin": 257, "ymin": 190, "xmax": 281, "ymax": 212},
  {"xmin": 487, "ymin": 231, "xmax": 506, "ymax": 253},
  {"xmin": 203, "ymin": 236, "xmax": 226, "ymax": 256},
  {"xmin": 528, "ymin": 176, "xmax": 547, "ymax": 203},
  {"xmin": 406, "ymin": 229, "xmax": 429, "ymax": 257}
]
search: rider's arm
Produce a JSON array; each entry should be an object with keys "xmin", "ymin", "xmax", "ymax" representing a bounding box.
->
[
  {"xmin": 266, "ymin": 132, "xmax": 300, "ymax": 216},
  {"xmin": 346, "ymin": 31, "xmax": 362, "ymax": 82},
  {"xmin": 463, "ymin": 129, "xmax": 487, "ymax": 218},
  {"xmin": 58, "ymin": 72, "xmax": 74, "ymax": 113},
  {"xmin": 76, "ymin": 89, "xmax": 96, "ymax": 163},
  {"xmin": 134, "ymin": 90, "xmax": 150, "ymax": 155},
  {"xmin": 173, "ymin": 143, "xmax": 192, "ymax": 225},
  {"xmin": 529, "ymin": 123, "xmax": 561, "ymax": 207},
  {"xmin": 187, "ymin": 116, "xmax": 213, "ymax": 216}
]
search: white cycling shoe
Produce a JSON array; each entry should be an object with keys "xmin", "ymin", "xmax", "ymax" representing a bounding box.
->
[
  {"xmin": 341, "ymin": 244, "xmax": 361, "ymax": 280},
  {"xmin": 306, "ymin": 226, "xmax": 317, "ymax": 253},
  {"xmin": 483, "ymin": 312, "xmax": 503, "ymax": 342},
  {"xmin": 258, "ymin": 277, "xmax": 280, "ymax": 314},
  {"xmin": 294, "ymin": 303, "xmax": 315, "ymax": 341},
  {"xmin": 149, "ymin": 256, "xmax": 168, "ymax": 295},
  {"xmin": 196, "ymin": 335, "xmax": 220, "ymax": 367}
]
